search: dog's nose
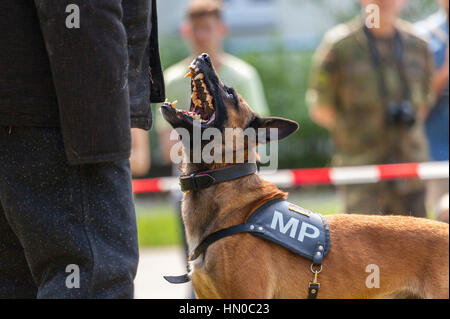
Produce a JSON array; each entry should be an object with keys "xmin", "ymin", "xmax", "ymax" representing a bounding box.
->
[{"xmin": 200, "ymin": 53, "xmax": 211, "ymax": 65}]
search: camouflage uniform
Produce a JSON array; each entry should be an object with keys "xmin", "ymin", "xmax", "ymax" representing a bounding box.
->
[{"xmin": 307, "ymin": 18, "xmax": 434, "ymax": 217}]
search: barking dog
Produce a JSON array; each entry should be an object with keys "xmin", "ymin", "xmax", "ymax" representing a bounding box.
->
[{"xmin": 161, "ymin": 53, "xmax": 449, "ymax": 299}]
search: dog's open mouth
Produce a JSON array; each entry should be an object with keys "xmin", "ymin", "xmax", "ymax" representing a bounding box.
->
[{"xmin": 162, "ymin": 60, "xmax": 216, "ymax": 126}]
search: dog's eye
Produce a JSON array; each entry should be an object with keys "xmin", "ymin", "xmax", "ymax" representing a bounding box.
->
[{"xmin": 226, "ymin": 87, "xmax": 235, "ymax": 97}]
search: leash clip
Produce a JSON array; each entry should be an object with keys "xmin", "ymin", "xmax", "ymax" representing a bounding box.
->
[
  {"xmin": 310, "ymin": 264, "xmax": 322, "ymax": 284},
  {"xmin": 308, "ymin": 263, "xmax": 322, "ymax": 299}
]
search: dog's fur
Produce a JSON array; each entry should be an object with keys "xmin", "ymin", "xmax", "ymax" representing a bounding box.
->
[{"xmin": 161, "ymin": 54, "xmax": 449, "ymax": 299}]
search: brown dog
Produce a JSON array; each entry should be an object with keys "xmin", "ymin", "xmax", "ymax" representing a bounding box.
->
[{"xmin": 161, "ymin": 53, "xmax": 449, "ymax": 299}]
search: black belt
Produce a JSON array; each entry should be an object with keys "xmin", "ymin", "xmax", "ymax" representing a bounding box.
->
[{"xmin": 179, "ymin": 162, "xmax": 258, "ymax": 192}]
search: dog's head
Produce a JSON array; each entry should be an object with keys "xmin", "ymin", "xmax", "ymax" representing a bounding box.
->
[{"xmin": 161, "ymin": 53, "xmax": 298, "ymax": 167}]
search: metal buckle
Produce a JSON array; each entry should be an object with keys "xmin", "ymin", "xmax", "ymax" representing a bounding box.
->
[
  {"xmin": 189, "ymin": 173, "xmax": 198, "ymax": 190},
  {"xmin": 180, "ymin": 173, "xmax": 197, "ymax": 193},
  {"xmin": 180, "ymin": 173, "xmax": 216, "ymax": 193}
]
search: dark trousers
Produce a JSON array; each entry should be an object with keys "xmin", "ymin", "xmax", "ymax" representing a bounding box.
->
[{"xmin": 0, "ymin": 126, "xmax": 139, "ymax": 298}]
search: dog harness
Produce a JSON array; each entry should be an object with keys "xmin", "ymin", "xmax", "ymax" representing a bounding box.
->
[{"xmin": 164, "ymin": 163, "xmax": 331, "ymax": 299}]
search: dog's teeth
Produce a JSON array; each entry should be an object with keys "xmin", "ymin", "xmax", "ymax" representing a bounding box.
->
[
  {"xmin": 206, "ymin": 95, "xmax": 213, "ymax": 109},
  {"xmin": 194, "ymin": 73, "xmax": 204, "ymax": 80}
]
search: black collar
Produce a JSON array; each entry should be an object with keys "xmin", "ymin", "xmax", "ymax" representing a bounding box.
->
[{"xmin": 179, "ymin": 162, "xmax": 258, "ymax": 193}]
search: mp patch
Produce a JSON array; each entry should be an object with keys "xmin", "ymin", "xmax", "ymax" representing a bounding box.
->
[{"xmin": 246, "ymin": 198, "xmax": 330, "ymax": 265}]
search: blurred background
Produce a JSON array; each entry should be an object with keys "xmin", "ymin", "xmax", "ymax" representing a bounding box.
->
[
  {"xmin": 152, "ymin": 0, "xmax": 438, "ymax": 173},
  {"xmin": 134, "ymin": 0, "xmax": 444, "ymax": 298}
]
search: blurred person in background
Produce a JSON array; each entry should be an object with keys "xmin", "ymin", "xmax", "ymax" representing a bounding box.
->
[
  {"xmin": 0, "ymin": 1, "xmax": 164, "ymax": 298},
  {"xmin": 416, "ymin": 0, "xmax": 449, "ymax": 223},
  {"xmin": 152, "ymin": 0, "xmax": 269, "ymax": 295},
  {"xmin": 155, "ymin": 0, "xmax": 269, "ymax": 163},
  {"xmin": 307, "ymin": 0, "xmax": 434, "ymax": 217}
]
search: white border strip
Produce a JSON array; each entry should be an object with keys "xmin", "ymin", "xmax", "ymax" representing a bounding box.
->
[
  {"xmin": 158, "ymin": 177, "xmax": 179, "ymax": 192},
  {"xmin": 418, "ymin": 161, "xmax": 450, "ymax": 180},
  {"xmin": 259, "ymin": 169, "xmax": 294, "ymax": 188},
  {"xmin": 330, "ymin": 165, "xmax": 380, "ymax": 185}
]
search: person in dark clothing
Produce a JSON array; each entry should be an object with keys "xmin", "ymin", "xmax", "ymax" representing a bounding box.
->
[{"xmin": 0, "ymin": 0, "xmax": 165, "ymax": 298}]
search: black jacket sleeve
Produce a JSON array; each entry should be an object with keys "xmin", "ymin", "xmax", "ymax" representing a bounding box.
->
[
  {"xmin": 34, "ymin": 0, "xmax": 132, "ymax": 165},
  {"xmin": 122, "ymin": 0, "xmax": 165, "ymax": 131}
]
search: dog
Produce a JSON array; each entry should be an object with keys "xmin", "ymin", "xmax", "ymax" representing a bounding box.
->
[{"xmin": 161, "ymin": 53, "xmax": 449, "ymax": 299}]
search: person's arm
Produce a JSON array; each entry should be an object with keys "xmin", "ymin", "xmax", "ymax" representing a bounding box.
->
[
  {"xmin": 158, "ymin": 128, "xmax": 179, "ymax": 164},
  {"xmin": 130, "ymin": 129, "xmax": 151, "ymax": 177},
  {"xmin": 420, "ymin": 43, "xmax": 441, "ymax": 120},
  {"xmin": 308, "ymin": 102, "xmax": 336, "ymax": 131},
  {"xmin": 306, "ymin": 38, "xmax": 339, "ymax": 131},
  {"xmin": 34, "ymin": 0, "xmax": 132, "ymax": 164},
  {"xmin": 122, "ymin": 0, "xmax": 157, "ymax": 130},
  {"xmin": 432, "ymin": 46, "xmax": 449, "ymax": 97}
]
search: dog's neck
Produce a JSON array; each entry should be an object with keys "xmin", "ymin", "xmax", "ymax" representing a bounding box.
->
[
  {"xmin": 181, "ymin": 161, "xmax": 287, "ymax": 252},
  {"xmin": 180, "ymin": 148, "xmax": 260, "ymax": 175}
]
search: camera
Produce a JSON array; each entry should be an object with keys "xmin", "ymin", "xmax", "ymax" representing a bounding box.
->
[{"xmin": 386, "ymin": 100, "xmax": 416, "ymax": 128}]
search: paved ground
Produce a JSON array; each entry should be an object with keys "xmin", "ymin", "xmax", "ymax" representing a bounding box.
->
[{"xmin": 135, "ymin": 247, "xmax": 193, "ymax": 299}]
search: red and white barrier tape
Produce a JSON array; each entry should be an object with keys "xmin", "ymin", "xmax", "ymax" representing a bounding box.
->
[{"xmin": 132, "ymin": 161, "xmax": 449, "ymax": 194}]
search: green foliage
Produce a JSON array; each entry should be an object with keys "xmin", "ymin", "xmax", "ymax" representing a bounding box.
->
[
  {"xmin": 241, "ymin": 49, "xmax": 332, "ymax": 168},
  {"xmin": 402, "ymin": 0, "xmax": 440, "ymax": 22},
  {"xmin": 137, "ymin": 211, "xmax": 182, "ymax": 246},
  {"xmin": 159, "ymin": 35, "xmax": 190, "ymax": 69}
]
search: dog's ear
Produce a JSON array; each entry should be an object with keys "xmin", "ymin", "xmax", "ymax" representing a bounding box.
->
[{"xmin": 249, "ymin": 116, "xmax": 299, "ymax": 143}]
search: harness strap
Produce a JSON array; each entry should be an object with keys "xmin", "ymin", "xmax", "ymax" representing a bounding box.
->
[
  {"xmin": 163, "ymin": 223, "xmax": 264, "ymax": 284},
  {"xmin": 164, "ymin": 221, "xmax": 325, "ymax": 299},
  {"xmin": 189, "ymin": 224, "xmax": 265, "ymax": 261},
  {"xmin": 362, "ymin": 25, "xmax": 411, "ymax": 106},
  {"xmin": 164, "ymin": 197, "xmax": 328, "ymax": 299},
  {"xmin": 179, "ymin": 163, "xmax": 258, "ymax": 192}
]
